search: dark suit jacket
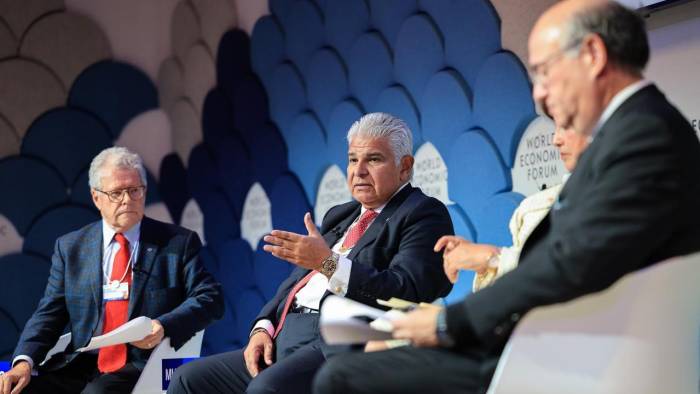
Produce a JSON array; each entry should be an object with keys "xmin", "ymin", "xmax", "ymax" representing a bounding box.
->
[
  {"xmin": 446, "ymin": 85, "xmax": 700, "ymax": 381},
  {"xmin": 255, "ymin": 185, "xmax": 453, "ymax": 346},
  {"xmin": 12, "ymin": 216, "xmax": 224, "ymax": 371}
]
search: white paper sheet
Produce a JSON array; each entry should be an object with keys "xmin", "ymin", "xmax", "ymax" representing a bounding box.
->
[
  {"xmin": 77, "ymin": 316, "xmax": 153, "ymax": 352},
  {"xmin": 320, "ymin": 296, "xmax": 406, "ymax": 344}
]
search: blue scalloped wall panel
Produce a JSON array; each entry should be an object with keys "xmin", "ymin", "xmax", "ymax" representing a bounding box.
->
[
  {"xmin": 68, "ymin": 61, "xmax": 158, "ymax": 139},
  {"xmin": 0, "ymin": 0, "xmax": 536, "ymax": 355}
]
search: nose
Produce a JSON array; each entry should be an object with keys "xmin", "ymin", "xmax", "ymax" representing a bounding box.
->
[
  {"xmin": 121, "ymin": 191, "xmax": 134, "ymax": 204},
  {"xmin": 532, "ymin": 81, "xmax": 547, "ymax": 109},
  {"xmin": 553, "ymin": 128, "xmax": 564, "ymax": 147},
  {"xmin": 355, "ymin": 160, "xmax": 369, "ymax": 176}
]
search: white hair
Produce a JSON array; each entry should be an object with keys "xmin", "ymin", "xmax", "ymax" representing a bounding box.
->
[
  {"xmin": 346, "ymin": 112, "xmax": 413, "ymax": 165},
  {"xmin": 88, "ymin": 146, "xmax": 147, "ymax": 190}
]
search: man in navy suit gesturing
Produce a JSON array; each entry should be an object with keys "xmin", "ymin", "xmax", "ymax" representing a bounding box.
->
[
  {"xmin": 1, "ymin": 147, "xmax": 223, "ymax": 394},
  {"xmin": 312, "ymin": 1, "xmax": 700, "ymax": 393},
  {"xmin": 168, "ymin": 112, "xmax": 454, "ymax": 394}
]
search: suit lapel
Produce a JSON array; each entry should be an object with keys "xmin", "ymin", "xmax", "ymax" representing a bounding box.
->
[
  {"xmin": 128, "ymin": 218, "xmax": 159, "ymax": 318},
  {"xmin": 348, "ymin": 185, "xmax": 414, "ymax": 260},
  {"xmin": 88, "ymin": 222, "xmax": 104, "ymax": 310},
  {"xmin": 323, "ymin": 205, "xmax": 361, "ymax": 247}
]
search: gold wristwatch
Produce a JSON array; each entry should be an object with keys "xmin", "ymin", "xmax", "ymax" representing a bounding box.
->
[{"xmin": 319, "ymin": 252, "xmax": 339, "ymax": 277}]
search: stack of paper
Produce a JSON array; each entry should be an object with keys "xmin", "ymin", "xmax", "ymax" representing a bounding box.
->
[
  {"xmin": 77, "ymin": 316, "xmax": 153, "ymax": 352},
  {"xmin": 321, "ymin": 296, "xmax": 413, "ymax": 344}
]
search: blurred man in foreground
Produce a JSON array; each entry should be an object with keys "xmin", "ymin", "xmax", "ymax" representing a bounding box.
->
[{"xmin": 313, "ymin": 1, "xmax": 700, "ymax": 392}]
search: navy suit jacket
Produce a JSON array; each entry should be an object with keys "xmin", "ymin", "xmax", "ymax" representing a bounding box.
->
[
  {"xmin": 255, "ymin": 185, "xmax": 453, "ymax": 344},
  {"xmin": 445, "ymin": 85, "xmax": 700, "ymax": 384},
  {"xmin": 12, "ymin": 216, "xmax": 224, "ymax": 371}
]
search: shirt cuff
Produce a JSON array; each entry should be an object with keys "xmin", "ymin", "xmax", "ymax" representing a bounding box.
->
[
  {"xmin": 328, "ymin": 255, "xmax": 352, "ymax": 296},
  {"xmin": 12, "ymin": 355, "xmax": 34, "ymax": 370},
  {"xmin": 251, "ymin": 319, "xmax": 275, "ymax": 337}
]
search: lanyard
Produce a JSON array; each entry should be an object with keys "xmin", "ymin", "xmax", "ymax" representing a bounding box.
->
[{"xmin": 102, "ymin": 239, "xmax": 139, "ymax": 287}]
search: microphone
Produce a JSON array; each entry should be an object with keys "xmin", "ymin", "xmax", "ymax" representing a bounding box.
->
[{"xmin": 132, "ymin": 265, "xmax": 148, "ymax": 275}]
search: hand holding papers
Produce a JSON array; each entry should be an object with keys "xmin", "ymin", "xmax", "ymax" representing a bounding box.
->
[
  {"xmin": 320, "ymin": 296, "xmax": 441, "ymax": 344},
  {"xmin": 77, "ymin": 316, "xmax": 152, "ymax": 352}
]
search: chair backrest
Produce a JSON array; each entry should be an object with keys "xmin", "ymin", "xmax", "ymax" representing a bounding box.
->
[
  {"xmin": 486, "ymin": 252, "xmax": 700, "ymax": 394},
  {"xmin": 42, "ymin": 330, "xmax": 203, "ymax": 393},
  {"xmin": 131, "ymin": 330, "xmax": 204, "ymax": 394}
]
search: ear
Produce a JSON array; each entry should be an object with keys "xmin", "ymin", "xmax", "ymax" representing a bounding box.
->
[
  {"xmin": 91, "ymin": 189, "xmax": 101, "ymax": 210},
  {"xmin": 399, "ymin": 155, "xmax": 414, "ymax": 182},
  {"xmin": 581, "ymin": 33, "xmax": 607, "ymax": 79}
]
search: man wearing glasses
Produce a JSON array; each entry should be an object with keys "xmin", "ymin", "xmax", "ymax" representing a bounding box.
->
[
  {"xmin": 313, "ymin": 1, "xmax": 700, "ymax": 393},
  {"xmin": 1, "ymin": 147, "xmax": 223, "ymax": 394}
]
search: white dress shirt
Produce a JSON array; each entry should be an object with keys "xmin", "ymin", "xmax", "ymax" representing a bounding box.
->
[{"xmin": 253, "ymin": 183, "xmax": 408, "ymax": 337}]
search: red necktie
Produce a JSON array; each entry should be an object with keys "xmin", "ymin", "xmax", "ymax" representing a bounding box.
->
[
  {"xmin": 98, "ymin": 233, "xmax": 132, "ymax": 373},
  {"xmin": 273, "ymin": 271, "xmax": 317, "ymax": 338},
  {"xmin": 273, "ymin": 210, "xmax": 378, "ymax": 338},
  {"xmin": 342, "ymin": 209, "xmax": 378, "ymax": 249}
]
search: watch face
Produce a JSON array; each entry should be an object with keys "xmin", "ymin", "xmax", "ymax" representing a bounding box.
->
[{"xmin": 322, "ymin": 255, "xmax": 338, "ymax": 275}]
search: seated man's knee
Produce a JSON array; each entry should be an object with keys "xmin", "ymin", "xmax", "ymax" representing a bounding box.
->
[
  {"xmin": 167, "ymin": 361, "xmax": 199, "ymax": 393},
  {"xmin": 312, "ymin": 357, "xmax": 347, "ymax": 394},
  {"xmin": 245, "ymin": 374, "xmax": 277, "ymax": 394}
]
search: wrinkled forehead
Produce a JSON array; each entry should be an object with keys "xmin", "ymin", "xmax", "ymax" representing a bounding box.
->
[
  {"xmin": 528, "ymin": 24, "xmax": 567, "ymax": 66},
  {"xmin": 348, "ymin": 136, "xmax": 392, "ymax": 156},
  {"xmin": 100, "ymin": 166, "xmax": 141, "ymax": 185}
]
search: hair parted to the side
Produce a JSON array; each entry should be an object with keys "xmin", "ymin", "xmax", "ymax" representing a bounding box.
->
[
  {"xmin": 563, "ymin": 1, "xmax": 649, "ymax": 75},
  {"xmin": 346, "ymin": 112, "xmax": 413, "ymax": 165},
  {"xmin": 88, "ymin": 146, "xmax": 147, "ymax": 190}
]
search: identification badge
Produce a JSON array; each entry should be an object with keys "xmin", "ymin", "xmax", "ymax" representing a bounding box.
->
[{"xmin": 103, "ymin": 282, "xmax": 129, "ymax": 301}]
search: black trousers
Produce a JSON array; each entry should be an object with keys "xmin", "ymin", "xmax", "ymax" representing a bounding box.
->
[
  {"xmin": 312, "ymin": 346, "xmax": 488, "ymax": 394},
  {"xmin": 168, "ymin": 313, "xmax": 324, "ymax": 394},
  {"xmin": 22, "ymin": 353, "xmax": 141, "ymax": 394}
]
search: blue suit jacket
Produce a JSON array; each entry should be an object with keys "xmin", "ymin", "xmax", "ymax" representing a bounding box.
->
[
  {"xmin": 255, "ymin": 185, "xmax": 453, "ymax": 347},
  {"xmin": 12, "ymin": 216, "xmax": 224, "ymax": 371}
]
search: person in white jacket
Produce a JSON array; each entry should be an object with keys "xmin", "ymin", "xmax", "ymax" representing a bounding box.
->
[
  {"xmin": 364, "ymin": 124, "xmax": 588, "ymax": 353},
  {"xmin": 435, "ymin": 125, "xmax": 589, "ymax": 290}
]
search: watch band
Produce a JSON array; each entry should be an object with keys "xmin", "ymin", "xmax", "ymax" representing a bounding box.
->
[
  {"xmin": 319, "ymin": 252, "xmax": 339, "ymax": 277},
  {"xmin": 436, "ymin": 308, "xmax": 455, "ymax": 347}
]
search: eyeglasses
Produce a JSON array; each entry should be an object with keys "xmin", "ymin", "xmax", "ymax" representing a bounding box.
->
[
  {"xmin": 95, "ymin": 186, "xmax": 146, "ymax": 203},
  {"xmin": 529, "ymin": 39, "xmax": 582, "ymax": 86}
]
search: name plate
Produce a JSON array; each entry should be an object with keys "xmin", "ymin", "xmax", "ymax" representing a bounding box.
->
[{"xmin": 162, "ymin": 357, "xmax": 198, "ymax": 390}]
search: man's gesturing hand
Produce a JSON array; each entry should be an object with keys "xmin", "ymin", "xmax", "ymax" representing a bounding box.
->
[{"xmin": 263, "ymin": 212, "xmax": 332, "ymax": 270}]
